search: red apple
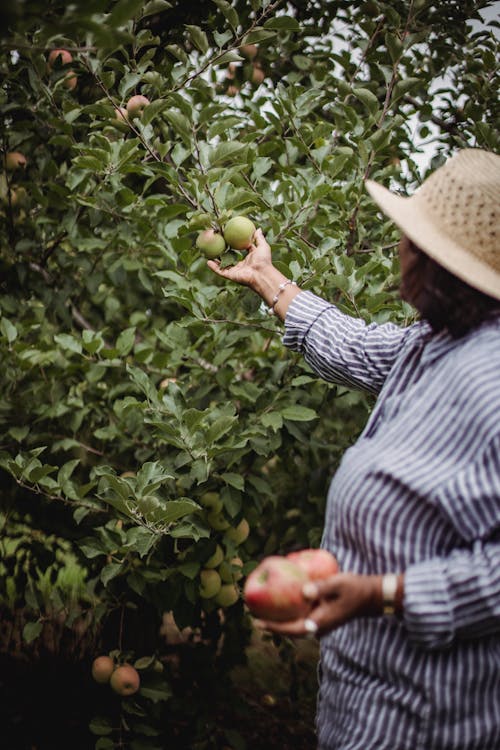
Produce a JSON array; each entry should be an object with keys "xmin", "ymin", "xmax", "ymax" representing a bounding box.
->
[
  {"xmin": 286, "ymin": 548, "xmax": 339, "ymax": 581},
  {"xmin": 4, "ymin": 152, "xmax": 27, "ymax": 171},
  {"xmin": 48, "ymin": 49, "xmax": 73, "ymax": 67},
  {"xmin": 63, "ymin": 71, "xmax": 77, "ymax": 90},
  {"xmin": 91, "ymin": 655, "xmax": 115, "ymax": 684},
  {"xmin": 243, "ymin": 556, "xmax": 310, "ymax": 622},
  {"xmin": 110, "ymin": 664, "xmax": 140, "ymax": 696}
]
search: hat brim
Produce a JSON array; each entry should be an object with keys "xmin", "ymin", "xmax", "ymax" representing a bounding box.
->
[{"xmin": 366, "ymin": 179, "xmax": 500, "ymax": 301}]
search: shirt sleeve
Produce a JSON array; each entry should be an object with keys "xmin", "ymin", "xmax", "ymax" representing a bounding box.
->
[
  {"xmin": 403, "ymin": 432, "xmax": 500, "ymax": 650},
  {"xmin": 282, "ymin": 290, "xmax": 412, "ymax": 395}
]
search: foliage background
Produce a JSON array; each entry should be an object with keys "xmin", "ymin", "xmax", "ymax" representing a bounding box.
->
[{"xmin": 0, "ymin": 0, "xmax": 498, "ymax": 747}]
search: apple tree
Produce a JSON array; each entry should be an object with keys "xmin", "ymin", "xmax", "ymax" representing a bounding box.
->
[{"xmin": 0, "ymin": 0, "xmax": 498, "ymax": 746}]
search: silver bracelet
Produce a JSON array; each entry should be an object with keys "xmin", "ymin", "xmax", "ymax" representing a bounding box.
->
[
  {"xmin": 381, "ymin": 573, "xmax": 399, "ymax": 616},
  {"xmin": 266, "ymin": 280, "xmax": 297, "ymax": 316}
]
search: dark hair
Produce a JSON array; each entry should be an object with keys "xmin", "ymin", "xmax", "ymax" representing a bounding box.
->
[{"xmin": 400, "ymin": 239, "xmax": 500, "ymax": 338}]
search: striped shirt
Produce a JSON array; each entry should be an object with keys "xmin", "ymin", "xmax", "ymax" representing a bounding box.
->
[{"xmin": 283, "ymin": 291, "xmax": 500, "ymax": 750}]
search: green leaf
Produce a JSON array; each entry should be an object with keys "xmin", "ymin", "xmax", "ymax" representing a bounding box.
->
[
  {"xmin": 221, "ymin": 472, "xmax": 244, "ymax": 490},
  {"xmin": 206, "ymin": 416, "xmax": 237, "ymax": 443},
  {"xmin": 109, "ymin": 0, "xmax": 144, "ymax": 26},
  {"xmin": 142, "ymin": 99, "xmax": 170, "ymax": 126},
  {"xmin": 280, "ymin": 405, "xmax": 318, "ymax": 422},
  {"xmin": 116, "ymin": 326, "xmax": 136, "ymax": 356},
  {"xmin": 101, "ymin": 562, "xmax": 123, "ymax": 586},
  {"xmin": 264, "ymin": 16, "xmax": 301, "ymax": 31},
  {"xmin": 241, "ymin": 29, "xmax": 277, "ymax": 44},
  {"xmin": 352, "ymin": 87, "xmax": 379, "ymax": 114},
  {"xmin": 54, "ymin": 333, "xmax": 82, "ymax": 355},
  {"xmin": 213, "ymin": 0, "xmax": 239, "ymax": 28},
  {"xmin": 139, "ymin": 682, "xmax": 172, "ymax": 702},
  {"xmin": 23, "ymin": 621, "xmax": 43, "ymax": 644},
  {"xmin": 89, "ymin": 717, "xmax": 114, "ymax": 737},
  {"xmin": 185, "ymin": 25, "xmax": 209, "ymax": 54},
  {"xmin": 261, "ymin": 412, "xmax": 283, "ymax": 431},
  {"xmin": 9, "ymin": 426, "xmax": 29, "ymax": 441},
  {"xmin": 208, "ymin": 141, "xmax": 247, "ymax": 166},
  {"xmin": 57, "ymin": 459, "xmax": 80, "ymax": 486},
  {"xmin": 0, "ymin": 317, "xmax": 17, "ymax": 343},
  {"xmin": 141, "ymin": 0, "xmax": 172, "ymax": 19}
]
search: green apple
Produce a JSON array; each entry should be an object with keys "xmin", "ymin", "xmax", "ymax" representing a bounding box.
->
[
  {"xmin": 114, "ymin": 106, "xmax": 128, "ymax": 123},
  {"xmin": 205, "ymin": 544, "xmax": 224, "ymax": 569},
  {"xmin": 91, "ymin": 655, "xmax": 115, "ymax": 684},
  {"xmin": 225, "ymin": 518, "xmax": 250, "ymax": 544},
  {"xmin": 207, "ymin": 511, "xmax": 231, "ymax": 531},
  {"xmin": 215, "ymin": 583, "xmax": 240, "ymax": 607},
  {"xmin": 126, "ymin": 94, "xmax": 150, "ymax": 119},
  {"xmin": 218, "ymin": 557, "xmax": 244, "ymax": 583},
  {"xmin": 223, "ymin": 216, "xmax": 256, "ymax": 250},
  {"xmin": 196, "ymin": 229, "xmax": 226, "ymax": 259},
  {"xmin": 199, "ymin": 491, "xmax": 223, "ymax": 514},
  {"xmin": 110, "ymin": 664, "xmax": 140, "ymax": 696},
  {"xmin": 199, "ymin": 568, "xmax": 222, "ymax": 598}
]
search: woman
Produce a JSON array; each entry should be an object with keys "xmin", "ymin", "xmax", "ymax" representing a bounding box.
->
[{"xmin": 208, "ymin": 148, "xmax": 500, "ymax": 750}]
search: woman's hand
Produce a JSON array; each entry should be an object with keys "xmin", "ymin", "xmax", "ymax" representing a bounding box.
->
[
  {"xmin": 254, "ymin": 573, "xmax": 385, "ymax": 639},
  {"xmin": 207, "ymin": 227, "xmax": 273, "ymax": 290}
]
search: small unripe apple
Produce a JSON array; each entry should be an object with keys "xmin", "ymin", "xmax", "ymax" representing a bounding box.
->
[
  {"xmin": 205, "ymin": 544, "xmax": 224, "ymax": 569},
  {"xmin": 240, "ymin": 44, "xmax": 258, "ymax": 60},
  {"xmin": 199, "ymin": 568, "xmax": 222, "ymax": 598},
  {"xmin": 196, "ymin": 229, "xmax": 226, "ymax": 259},
  {"xmin": 114, "ymin": 106, "xmax": 128, "ymax": 123},
  {"xmin": 48, "ymin": 48, "xmax": 73, "ymax": 67},
  {"xmin": 286, "ymin": 548, "xmax": 339, "ymax": 581},
  {"xmin": 244, "ymin": 556, "xmax": 310, "ymax": 622},
  {"xmin": 9, "ymin": 186, "xmax": 28, "ymax": 208},
  {"xmin": 110, "ymin": 664, "xmax": 140, "ymax": 696},
  {"xmin": 199, "ymin": 491, "xmax": 223, "ymax": 513},
  {"xmin": 4, "ymin": 152, "xmax": 27, "ymax": 171},
  {"xmin": 215, "ymin": 582, "xmax": 239, "ymax": 607},
  {"xmin": 126, "ymin": 95, "xmax": 150, "ymax": 119},
  {"xmin": 251, "ymin": 63, "xmax": 265, "ymax": 84},
  {"xmin": 225, "ymin": 518, "xmax": 250, "ymax": 544},
  {"xmin": 92, "ymin": 655, "xmax": 115, "ymax": 684},
  {"xmin": 207, "ymin": 511, "xmax": 231, "ymax": 531},
  {"xmin": 218, "ymin": 557, "xmax": 244, "ymax": 583},
  {"xmin": 223, "ymin": 216, "xmax": 256, "ymax": 250}
]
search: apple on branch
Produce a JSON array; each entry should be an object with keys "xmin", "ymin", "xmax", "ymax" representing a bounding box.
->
[
  {"xmin": 91, "ymin": 655, "xmax": 115, "ymax": 684},
  {"xmin": 196, "ymin": 229, "xmax": 226, "ymax": 259},
  {"xmin": 126, "ymin": 94, "xmax": 150, "ymax": 119},
  {"xmin": 223, "ymin": 216, "xmax": 256, "ymax": 250},
  {"xmin": 48, "ymin": 48, "xmax": 73, "ymax": 68},
  {"xmin": 4, "ymin": 152, "xmax": 27, "ymax": 171},
  {"xmin": 110, "ymin": 664, "xmax": 140, "ymax": 696}
]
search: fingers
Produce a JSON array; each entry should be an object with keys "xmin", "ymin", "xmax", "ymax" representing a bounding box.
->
[{"xmin": 253, "ymin": 617, "xmax": 318, "ymax": 639}]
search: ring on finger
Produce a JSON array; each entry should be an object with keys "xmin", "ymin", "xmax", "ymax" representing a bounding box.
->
[{"xmin": 304, "ymin": 618, "xmax": 319, "ymax": 638}]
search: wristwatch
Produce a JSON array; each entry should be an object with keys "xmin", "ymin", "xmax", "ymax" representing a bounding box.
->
[{"xmin": 381, "ymin": 573, "xmax": 399, "ymax": 616}]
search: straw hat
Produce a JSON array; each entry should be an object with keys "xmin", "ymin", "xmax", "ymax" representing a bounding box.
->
[{"xmin": 365, "ymin": 148, "xmax": 500, "ymax": 300}]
